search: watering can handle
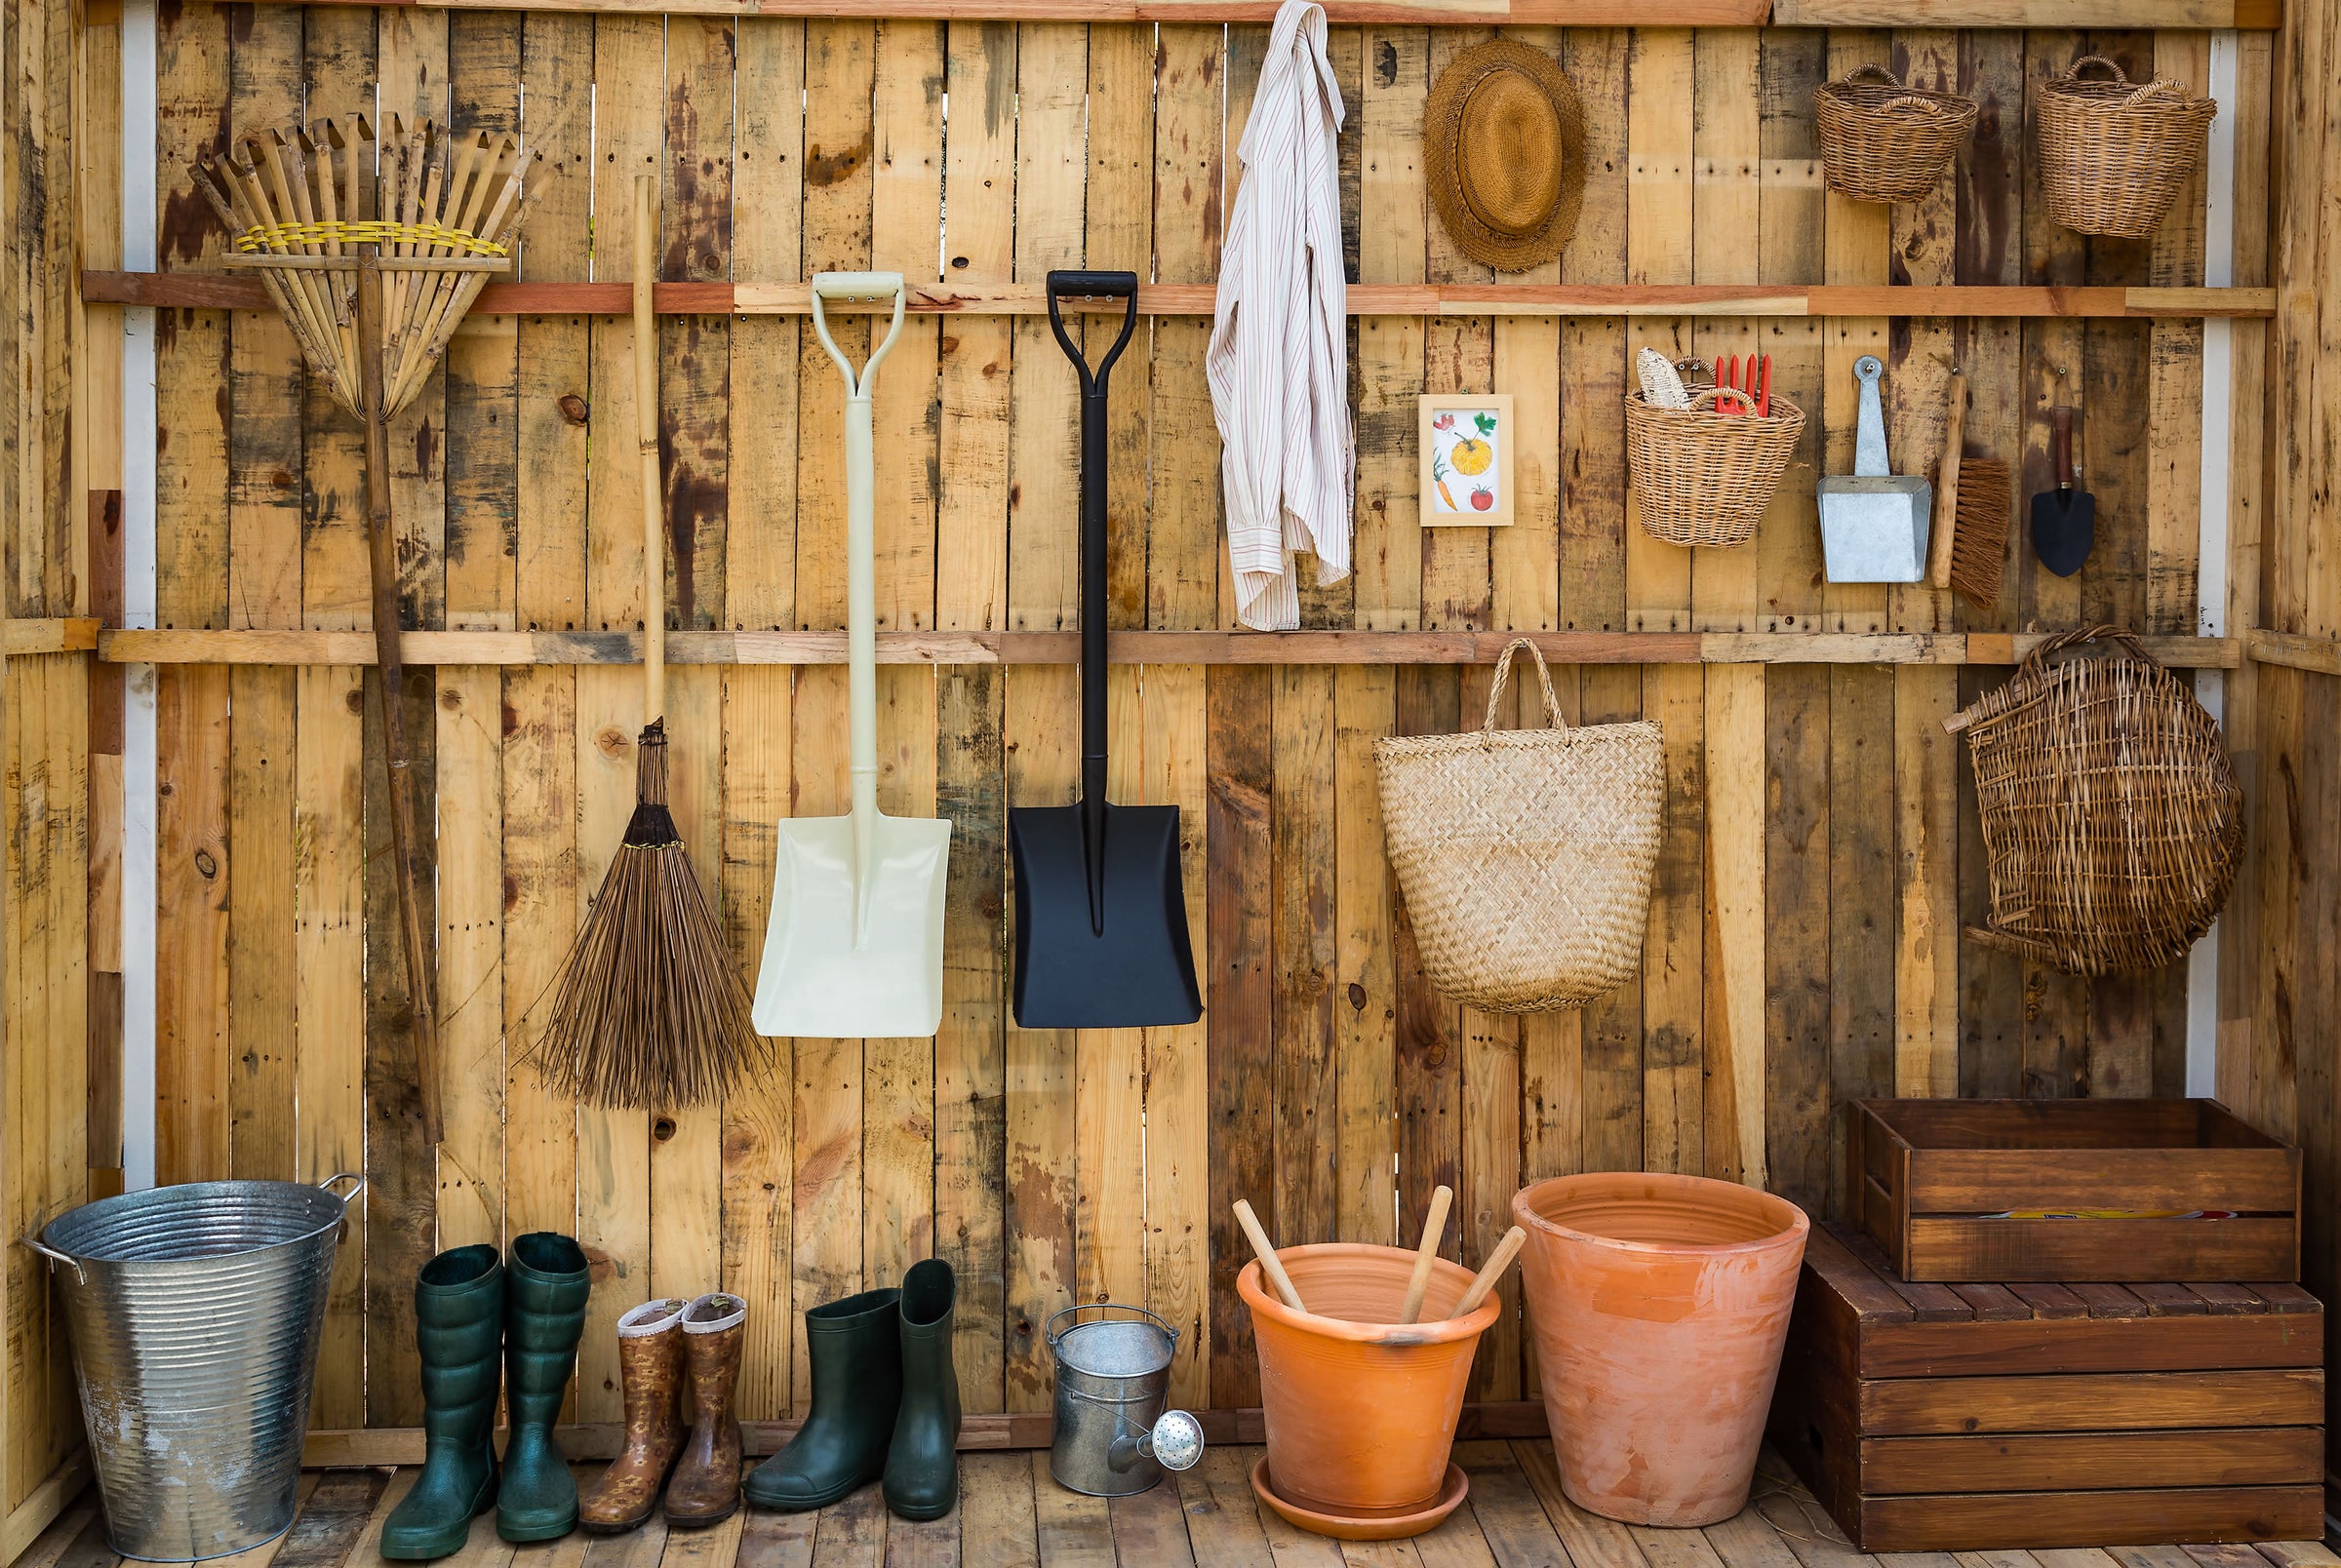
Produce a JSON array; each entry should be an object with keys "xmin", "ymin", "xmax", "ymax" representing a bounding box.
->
[
  {"xmin": 19, "ymin": 1235, "xmax": 84, "ymax": 1284},
  {"xmin": 810, "ymin": 272, "xmax": 910, "ymax": 942}
]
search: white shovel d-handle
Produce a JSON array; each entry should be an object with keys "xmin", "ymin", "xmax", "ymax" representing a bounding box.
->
[{"xmin": 810, "ymin": 274, "xmax": 909, "ymax": 946}]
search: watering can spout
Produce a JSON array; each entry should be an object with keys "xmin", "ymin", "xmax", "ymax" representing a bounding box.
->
[{"xmin": 1108, "ymin": 1409, "xmax": 1204, "ymax": 1476}]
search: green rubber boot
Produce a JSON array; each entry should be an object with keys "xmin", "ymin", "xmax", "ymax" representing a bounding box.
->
[
  {"xmin": 742, "ymin": 1288, "xmax": 902, "ymax": 1511},
  {"xmin": 496, "ymin": 1233, "xmax": 592, "ymax": 1543},
  {"xmin": 380, "ymin": 1245, "xmax": 505, "ymax": 1561},
  {"xmin": 883, "ymin": 1260, "xmax": 961, "ymax": 1521}
]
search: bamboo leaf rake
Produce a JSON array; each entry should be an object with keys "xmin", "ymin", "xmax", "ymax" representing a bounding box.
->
[{"xmin": 192, "ymin": 113, "xmax": 538, "ymax": 1147}]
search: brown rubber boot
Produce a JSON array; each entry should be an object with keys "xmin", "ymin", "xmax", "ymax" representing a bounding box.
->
[
  {"xmin": 578, "ymin": 1299, "xmax": 690, "ymax": 1534},
  {"xmin": 664, "ymin": 1293, "xmax": 747, "ymax": 1526}
]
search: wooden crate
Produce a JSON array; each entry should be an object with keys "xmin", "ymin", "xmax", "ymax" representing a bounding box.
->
[
  {"xmin": 1850, "ymin": 1099, "xmax": 2302, "ymax": 1282},
  {"xmin": 1767, "ymin": 1223, "xmax": 2325, "ymax": 1553}
]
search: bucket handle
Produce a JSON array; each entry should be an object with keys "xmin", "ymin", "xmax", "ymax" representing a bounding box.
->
[
  {"xmin": 1046, "ymin": 1301, "xmax": 1178, "ymax": 1358},
  {"xmin": 319, "ymin": 1171, "xmax": 367, "ymax": 1197},
  {"xmin": 19, "ymin": 1235, "xmax": 84, "ymax": 1284}
]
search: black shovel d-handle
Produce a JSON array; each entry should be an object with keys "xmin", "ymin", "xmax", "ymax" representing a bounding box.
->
[{"xmin": 1009, "ymin": 271, "xmax": 1205, "ymax": 1030}]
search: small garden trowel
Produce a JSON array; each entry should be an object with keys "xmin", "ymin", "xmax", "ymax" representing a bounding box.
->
[{"xmin": 2031, "ymin": 372, "xmax": 2095, "ymax": 577}]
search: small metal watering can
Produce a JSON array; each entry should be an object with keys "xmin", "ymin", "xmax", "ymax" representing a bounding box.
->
[
  {"xmin": 1819, "ymin": 354, "xmax": 1933, "ymax": 582},
  {"xmin": 1047, "ymin": 1304, "xmax": 1205, "ymax": 1496}
]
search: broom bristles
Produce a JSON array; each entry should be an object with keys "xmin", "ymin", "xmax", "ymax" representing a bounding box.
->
[
  {"xmin": 1947, "ymin": 456, "xmax": 2012, "ymax": 609},
  {"xmin": 532, "ymin": 721, "xmax": 768, "ymax": 1110}
]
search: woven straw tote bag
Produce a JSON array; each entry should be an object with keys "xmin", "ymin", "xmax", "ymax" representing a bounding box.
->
[
  {"xmin": 1947, "ymin": 625, "xmax": 2243, "ymax": 976},
  {"xmin": 1373, "ymin": 639, "xmax": 1665, "ymax": 1012}
]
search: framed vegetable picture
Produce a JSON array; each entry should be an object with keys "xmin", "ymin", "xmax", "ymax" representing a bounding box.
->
[{"xmin": 1419, "ymin": 394, "xmax": 1515, "ymax": 527}]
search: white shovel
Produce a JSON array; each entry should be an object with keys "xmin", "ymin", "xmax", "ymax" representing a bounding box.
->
[{"xmin": 752, "ymin": 273, "xmax": 952, "ymax": 1039}]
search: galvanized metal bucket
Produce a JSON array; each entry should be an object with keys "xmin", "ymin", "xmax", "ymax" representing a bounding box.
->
[
  {"xmin": 26, "ymin": 1174, "xmax": 364, "ymax": 1562},
  {"xmin": 1046, "ymin": 1304, "xmax": 1204, "ymax": 1497}
]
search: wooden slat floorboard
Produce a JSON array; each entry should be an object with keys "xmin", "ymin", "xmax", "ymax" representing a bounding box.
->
[{"xmin": 17, "ymin": 1448, "xmax": 2331, "ymax": 1568}]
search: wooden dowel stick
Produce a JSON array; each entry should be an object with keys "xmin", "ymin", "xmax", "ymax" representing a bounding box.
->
[
  {"xmin": 1232, "ymin": 1199, "xmax": 1306, "ymax": 1313},
  {"xmin": 1451, "ymin": 1226, "xmax": 1528, "ymax": 1319},
  {"xmin": 1400, "ymin": 1185, "xmax": 1452, "ymax": 1325}
]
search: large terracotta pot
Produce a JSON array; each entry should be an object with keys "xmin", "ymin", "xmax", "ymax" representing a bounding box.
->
[
  {"xmin": 1240, "ymin": 1242, "xmax": 1499, "ymax": 1519},
  {"xmin": 1512, "ymin": 1172, "xmax": 1807, "ymax": 1527}
]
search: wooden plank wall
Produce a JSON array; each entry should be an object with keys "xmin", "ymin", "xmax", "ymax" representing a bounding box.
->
[
  {"xmin": 135, "ymin": 9, "xmax": 2255, "ymax": 1424},
  {"xmin": 2226, "ymin": 0, "xmax": 2341, "ymax": 1460},
  {"xmin": 4, "ymin": 0, "xmax": 93, "ymax": 1528}
]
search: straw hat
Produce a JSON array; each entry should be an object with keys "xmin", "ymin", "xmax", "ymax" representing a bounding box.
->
[{"xmin": 1423, "ymin": 39, "xmax": 1587, "ymax": 274}]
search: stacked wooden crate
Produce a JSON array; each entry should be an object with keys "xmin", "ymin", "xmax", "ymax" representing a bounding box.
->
[{"xmin": 1769, "ymin": 1101, "xmax": 2322, "ymax": 1551}]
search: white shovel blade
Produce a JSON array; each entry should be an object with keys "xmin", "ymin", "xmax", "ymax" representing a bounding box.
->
[{"xmin": 753, "ymin": 812, "xmax": 953, "ymax": 1039}]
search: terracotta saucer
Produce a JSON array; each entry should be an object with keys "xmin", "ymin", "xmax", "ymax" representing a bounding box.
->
[{"xmin": 1249, "ymin": 1457, "xmax": 1470, "ymax": 1542}]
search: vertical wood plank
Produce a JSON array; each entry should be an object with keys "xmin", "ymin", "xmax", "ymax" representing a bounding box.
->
[{"xmin": 1206, "ymin": 664, "xmax": 1273, "ymax": 1408}]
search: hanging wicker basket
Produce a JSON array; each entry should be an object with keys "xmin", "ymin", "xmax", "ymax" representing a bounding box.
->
[
  {"xmin": 2037, "ymin": 56, "xmax": 2216, "ymax": 238},
  {"xmin": 1814, "ymin": 64, "xmax": 1979, "ymax": 205},
  {"xmin": 1626, "ymin": 388, "xmax": 1805, "ymax": 549},
  {"xmin": 1374, "ymin": 639, "xmax": 1665, "ymax": 1012},
  {"xmin": 1947, "ymin": 626, "xmax": 2243, "ymax": 977}
]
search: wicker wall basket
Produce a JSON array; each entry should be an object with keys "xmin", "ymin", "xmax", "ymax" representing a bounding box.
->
[
  {"xmin": 1814, "ymin": 64, "xmax": 1979, "ymax": 205},
  {"xmin": 1626, "ymin": 388, "xmax": 1806, "ymax": 549},
  {"xmin": 2038, "ymin": 56, "xmax": 2217, "ymax": 238},
  {"xmin": 1946, "ymin": 626, "xmax": 2243, "ymax": 977},
  {"xmin": 1374, "ymin": 639, "xmax": 1665, "ymax": 1012}
]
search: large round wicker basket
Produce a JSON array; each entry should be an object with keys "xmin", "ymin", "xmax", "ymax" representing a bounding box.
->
[
  {"xmin": 1947, "ymin": 626, "xmax": 2243, "ymax": 976},
  {"xmin": 1374, "ymin": 640, "xmax": 1664, "ymax": 1012},
  {"xmin": 2037, "ymin": 56, "xmax": 2216, "ymax": 238}
]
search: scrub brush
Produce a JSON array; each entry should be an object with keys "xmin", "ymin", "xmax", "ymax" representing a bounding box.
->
[{"xmin": 1925, "ymin": 372, "xmax": 2011, "ymax": 609}]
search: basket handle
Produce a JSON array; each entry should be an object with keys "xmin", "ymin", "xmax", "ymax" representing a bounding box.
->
[
  {"xmin": 1839, "ymin": 61, "xmax": 1903, "ymax": 89},
  {"xmin": 1881, "ymin": 93, "xmax": 1954, "ymax": 118},
  {"xmin": 1684, "ymin": 385, "xmax": 1761, "ymax": 416},
  {"xmin": 1484, "ymin": 638, "xmax": 1567, "ymax": 736},
  {"xmin": 2018, "ymin": 623, "xmax": 2153, "ymax": 676},
  {"xmin": 2061, "ymin": 54, "xmax": 2129, "ymax": 86},
  {"xmin": 2118, "ymin": 78, "xmax": 2197, "ymax": 110}
]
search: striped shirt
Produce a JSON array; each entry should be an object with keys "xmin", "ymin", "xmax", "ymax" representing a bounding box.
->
[{"xmin": 1207, "ymin": 0, "xmax": 1354, "ymax": 632}]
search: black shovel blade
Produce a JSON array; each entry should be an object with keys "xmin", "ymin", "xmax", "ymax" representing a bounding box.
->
[
  {"xmin": 1010, "ymin": 802, "xmax": 1203, "ymax": 1030},
  {"xmin": 2030, "ymin": 490, "xmax": 2096, "ymax": 577}
]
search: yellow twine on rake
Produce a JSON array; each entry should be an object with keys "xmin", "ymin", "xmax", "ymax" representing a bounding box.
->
[{"xmin": 234, "ymin": 217, "xmax": 510, "ymax": 256}]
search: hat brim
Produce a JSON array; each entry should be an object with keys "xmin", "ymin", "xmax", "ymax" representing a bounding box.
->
[{"xmin": 1423, "ymin": 39, "xmax": 1589, "ymax": 274}]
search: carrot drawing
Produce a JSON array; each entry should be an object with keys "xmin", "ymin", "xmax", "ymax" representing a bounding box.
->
[{"xmin": 1432, "ymin": 451, "xmax": 1458, "ymax": 511}]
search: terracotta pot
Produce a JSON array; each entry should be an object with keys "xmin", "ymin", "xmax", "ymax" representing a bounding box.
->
[
  {"xmin": 1240, "ymin": 1242, "xmax": 1499, "ymax": 1523},
  {"xmin": 1512, "ymin": 1172, "xmax": 1808, "ymax": 1527}
]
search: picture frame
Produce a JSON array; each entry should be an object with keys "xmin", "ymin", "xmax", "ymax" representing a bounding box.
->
[{"xmin": 1418, "ymin": 394, "xmax": 1515, "ymax": 528}]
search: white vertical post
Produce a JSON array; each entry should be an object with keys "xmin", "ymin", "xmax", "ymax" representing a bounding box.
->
[
  {"xmin": 121, "ymin": 0, "xmax": 159, "ymax": 1191},
  {"xmin": 2187, "ymin": 29, "xmax": 2242, "ymax": 1101}
]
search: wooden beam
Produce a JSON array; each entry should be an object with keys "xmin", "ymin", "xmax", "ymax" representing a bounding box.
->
[
  {"xmin": 98, "ymin": 627, "xmax": 2242, "ymax": 669},
  {"xmin": 302, "ymin": 1400, "xmax": 1554, "ymax": 1469},
  {"xmin": 2247, "ymin": 628, "xmax": 2341, "ymax": 676},
  {"xmin": 1776, "ymin": 0, "xmax": 2277, "ymax": 24},
  {"xmin": 3, "ymin": 619, "xmax": 100, "ymax": 656},
  {"xmin": 82, "ymin": 272, "xmax": 2277, "ymax": 320}
]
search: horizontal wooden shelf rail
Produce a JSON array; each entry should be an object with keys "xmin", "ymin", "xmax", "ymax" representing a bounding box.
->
[
  {"xmin": 99, "ymin": 627, "xmax": 2242, "ymax": 669},
  {"xmin": 82, "ymin": 273, "xmax": 2276, "ymax": 321},
  {"xmin": 2247, "ymin": 628, "xmax": 2341, "ymax": 676},
  {"xmin": 304, "ymin": 1400, "xmax": 1549, "ymax": 1469},
  {"xmin": 2, "ymin": 619, "xmax": 99, "ymax": 657},
  {"xmin": 88, "ymin": 0, "xmax": 2283, "ymax": 26}
]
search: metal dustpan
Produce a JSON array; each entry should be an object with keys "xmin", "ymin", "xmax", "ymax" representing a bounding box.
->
[
  {"xmin": 754, "ymin": 274, "xmax": 952, "ymax": 1039},
  {"xmin": 1010, "ymin": 272, "xmax": 1204, "ymax": 1030}
]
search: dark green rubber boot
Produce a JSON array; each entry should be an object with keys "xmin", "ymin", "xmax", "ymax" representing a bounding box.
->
[
  {"xmin": 381, "ymin": 1245, "xmax": 505, "ymax": 1561},
  {"xmin": 883, "ymin": 1261, "xmax": 961, "ymax": 1521},
  {"xmin": 496, "ymin": 1233, "xmax": 592, "ymax": 1543},
  {"xmin": 742, "ymin": 1288, "xmax": 902, "ymax": 1511}
]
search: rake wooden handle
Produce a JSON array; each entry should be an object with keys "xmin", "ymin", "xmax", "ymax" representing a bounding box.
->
[
  {"xmin": 1233, "ymin": 1200, "xmax": 1306, "ymax": 1313},
  {"xmin": 1400, "ymin": 1186, "xmax": 1452, "ymax": 1325},
  {"xmin": 1452, "ymin": 1227, "xmax": 1528, "ymax": 1319},
  {"xmin": 633, "ymin": 175, "xmax": 664, "ymax": 725}
]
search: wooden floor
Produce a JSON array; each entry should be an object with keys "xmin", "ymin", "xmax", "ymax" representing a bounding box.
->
[{"xmin": 17, "ymin": 1444, "xmax": 2337, "ymax": 1568}]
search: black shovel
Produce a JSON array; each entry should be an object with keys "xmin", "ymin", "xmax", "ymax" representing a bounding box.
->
[
  {"xmin": 2031, "ymin": 373, "xmax": 2095, "ymax": 577},
  {"xmin": 1010, "ymin": 271, "xmax": 1205, "ymax": 1030}
]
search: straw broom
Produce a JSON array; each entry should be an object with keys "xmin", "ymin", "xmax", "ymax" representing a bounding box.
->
[
  {"xmin": 528, "ymin": 176, "xmax": 764, "ymax": 1111},
  {"xmin": 193, "ymin": 113, "xmax": 535, "ymax": 1147}
]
